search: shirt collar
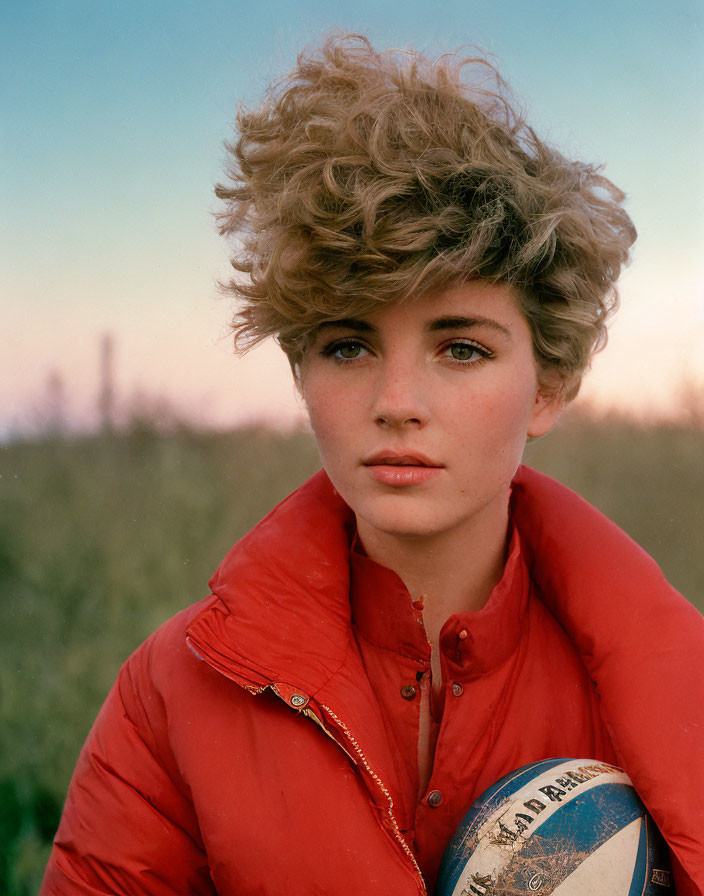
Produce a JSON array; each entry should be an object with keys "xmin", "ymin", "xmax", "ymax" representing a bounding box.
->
[{"xmin": 349, "ymin": 523, "xmax": 530, "ymax": 678}]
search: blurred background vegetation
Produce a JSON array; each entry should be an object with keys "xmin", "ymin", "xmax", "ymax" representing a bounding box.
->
[{"xmin": 1, "ymin": 409, "xmax": 702, "ymax": 892}]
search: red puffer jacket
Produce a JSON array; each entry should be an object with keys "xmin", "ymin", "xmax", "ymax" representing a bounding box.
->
[{"xmin": 41, "ymin": 466, "xmax": 704, "ymax": 895}]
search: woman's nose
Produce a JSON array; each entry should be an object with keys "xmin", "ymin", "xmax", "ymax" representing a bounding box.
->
[{"xmin": 371, "ymin": 362, "xmax": 429, "ymax": 428}]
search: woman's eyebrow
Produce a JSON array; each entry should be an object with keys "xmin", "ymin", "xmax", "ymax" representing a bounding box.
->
[
  {"xmin": 317, "ymin": 318, "xmax": 377, "ymax": 334},
  {"xmin": 427, "ymin": 316, "xmax": 512, "ymax": 339}
]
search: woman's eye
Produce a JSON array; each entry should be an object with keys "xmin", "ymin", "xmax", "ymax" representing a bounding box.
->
[
  {"xmin": 445, "ymin": 342, "xmax": 489, "ymax": 362},
  {"xmin": 324, "ymin": 339, "xmax": 369, "ymax": 360}
]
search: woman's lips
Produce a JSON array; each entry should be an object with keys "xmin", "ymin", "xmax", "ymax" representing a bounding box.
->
[{"xmin": 363, "ymin": 453, "xmax": 444, "ymax": 486}]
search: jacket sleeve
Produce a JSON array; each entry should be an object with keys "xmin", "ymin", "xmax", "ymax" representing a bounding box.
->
[
  {"xmin": 40, "ymin": 641, "xmax": 215, "ymax": 896},
  {"xmin": 513, "ymin": 466, "xmax": 704, "ymax": 896}
]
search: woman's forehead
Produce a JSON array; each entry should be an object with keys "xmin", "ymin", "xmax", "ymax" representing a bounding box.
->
[{"xmin": 311, "ymin": 281, "xmax": 523, "ymax": 335}]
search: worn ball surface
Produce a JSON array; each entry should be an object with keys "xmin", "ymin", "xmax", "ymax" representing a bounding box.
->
[{"xmin": 436, "ymin": 758, "xmax": 672, "ymax": 895}]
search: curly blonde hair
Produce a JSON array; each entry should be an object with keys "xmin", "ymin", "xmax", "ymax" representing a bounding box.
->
[{"xmin": 215, "ymin": 33, "xmax": 636, "ymax": 399}]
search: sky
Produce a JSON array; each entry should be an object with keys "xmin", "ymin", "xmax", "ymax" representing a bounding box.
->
[{"xmin": 2, "ymin": 0, "xmax": 703, "ymax": 434}]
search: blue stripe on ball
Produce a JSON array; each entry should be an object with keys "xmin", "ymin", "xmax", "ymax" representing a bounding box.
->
[{"xmin": 629, "ymin": 817, "xmax": 648, "ymax": 896}]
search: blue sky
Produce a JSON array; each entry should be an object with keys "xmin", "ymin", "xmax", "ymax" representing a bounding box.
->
[{"xmin": 2, "ymin": 0, "xmax": 703, "ymax": 431}]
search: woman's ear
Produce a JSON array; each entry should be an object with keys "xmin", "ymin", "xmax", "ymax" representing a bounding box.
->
[
  {"xmin": 527, "ymin": 372, "xmax": 565, "ymax": 439},
  {"xmin": 527, "ymin": 393, "xmax": 563, "ymax": 439}
]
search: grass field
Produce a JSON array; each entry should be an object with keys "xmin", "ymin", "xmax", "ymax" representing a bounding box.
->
[{"xmin": 1, "ymin": 412, "xmax": 702, "ymax": 892}]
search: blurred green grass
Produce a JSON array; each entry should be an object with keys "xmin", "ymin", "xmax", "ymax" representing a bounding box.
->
[{"xmin": 0, "ymin": 414, "xmax": 702, "ymax": 892}]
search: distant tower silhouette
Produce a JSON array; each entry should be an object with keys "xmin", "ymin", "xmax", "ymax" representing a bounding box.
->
[
  {"xmin": 98, "ymin": 333, "xmax": 115, "ymax": 432},
  {"xmin": 45, "ymin": 368, "xmax": 66, "ymax": 434}
]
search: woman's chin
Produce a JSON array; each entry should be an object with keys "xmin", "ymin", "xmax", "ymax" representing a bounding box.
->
[{"xmin": 354, "ymin": 501, "xmax": 448, "ymax": 542}]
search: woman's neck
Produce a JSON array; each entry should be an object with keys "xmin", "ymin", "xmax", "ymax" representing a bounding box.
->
[{"xmin": 356, "ymin": 495, "xmax": 509, "ymax": 650}]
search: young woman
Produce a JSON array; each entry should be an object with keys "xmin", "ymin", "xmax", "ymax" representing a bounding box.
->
[{"xmin": 41, "ymin": 35, "xmax": 704, "ymax": 895}]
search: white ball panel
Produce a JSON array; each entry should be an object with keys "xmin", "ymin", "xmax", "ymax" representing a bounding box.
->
[{"xmin": 551, "ymin": 818, "xmax": 642, "ymax": 895}]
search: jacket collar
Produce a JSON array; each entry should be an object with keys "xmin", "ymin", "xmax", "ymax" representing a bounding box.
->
[
  {"xmin": 187, "ymin": 468, "xmax": 544, "ymax": 695},
  {"xmin": 187, "ymin": 470, "xmax": 356, "ymax": 697}
]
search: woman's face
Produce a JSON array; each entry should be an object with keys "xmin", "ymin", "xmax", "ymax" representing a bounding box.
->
[{"xmin": 300, "ymin": 281, "xmax": 562, "ymax": 545}]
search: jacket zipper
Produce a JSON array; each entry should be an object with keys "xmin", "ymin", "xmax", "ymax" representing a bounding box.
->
[{"xmin": 319, "ymin": 703, "xmax": 428, "ymax": 896}]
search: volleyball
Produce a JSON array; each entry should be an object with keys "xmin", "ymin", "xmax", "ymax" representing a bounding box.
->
[{"xmin": 436, "ymin": 758, "xmax": 672, "ymax": 895}]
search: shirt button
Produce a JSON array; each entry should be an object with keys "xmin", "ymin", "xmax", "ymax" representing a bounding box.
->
[
  {"xmin": 451, "ymin": 681, "xmax": 463, "ymax": 697},
  {"xmin": 400, "ymin": 685, "xmax": 417, "ymax": 700},
  {"xmin": 458, "ymin": 628, "xmax": 468, "ymax": 640},
  {"xmin": 427, "ymin": 790, "xmax": 443, "ymax": 808}
]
